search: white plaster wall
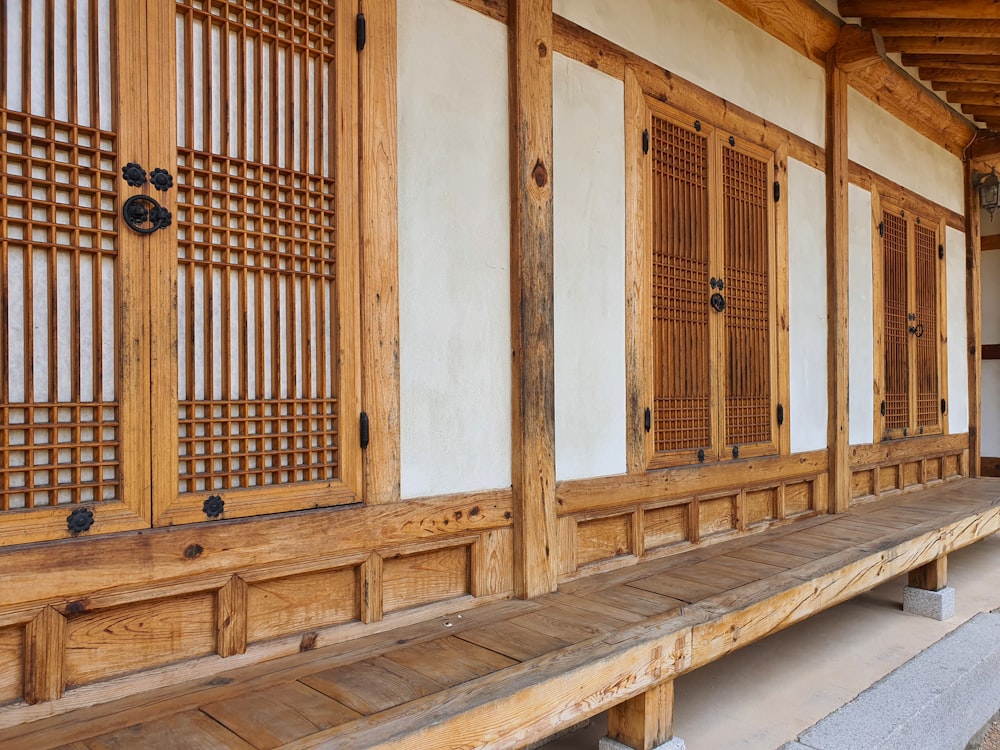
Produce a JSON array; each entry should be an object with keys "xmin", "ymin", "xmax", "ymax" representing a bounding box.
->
[
  {"xmin": 553, "ymin": 0, "xmax": 825, "ymax": 147},
  {"xmin": 984, "ymin": 362, "xmax": 1000, "ymax": 456},
  {"xmin": 553, "ymin": 54, "xmax": 627, "ymax": 481},
  {"xmin": 848, "ymin": 89, "xmax": 964, "ymax": 216},
  {"xmin": 397, "ymin": 0, "xmax": 511, "ymax": 498},
  {"xmin": 983, "ymin": 251, "xmax": 1000, "ymax": 454},
  {"xmin": 982, "ymin": 208, "xmax": 1000, "ymax": 237},
  {"xmin": 787, "ymin": 159, "xmax": 828, "ymax": 453},
  {"xmin": 849, "ymin": 184, "xmax": 875, "ymax": 445},
  {"xmin": 946, "ymin": 227, "xmax": 969, "ymax": 435}
]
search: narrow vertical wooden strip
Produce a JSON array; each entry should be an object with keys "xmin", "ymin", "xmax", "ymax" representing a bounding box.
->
[
  {"xmin": 826, "ymin": 51, "xmax": 850, "ymax": 514},
  {"xmin": 936, "ymin": 218, "xmax": 948, "ymax": 435},
  {"xmin": 965, "ymin": 159, "xmax": 982, "ymax": 476},
  {"xmin": 23, "ymin": 606, "xmax": 66, "ymax": 704},
  {"xmin": 607, "ymin": 680, "xmax": 675, "ymax": 750},
  {"xmin": 45, "ymin": 0, "xmax": 55, "ymax": 119},
  {"xmin": 67, "ymin": 0, "xmax": 78, "ymax": 124},
  {"xmin": 216, "ymin": 575, "xmax": 248, "ymax": 658},
  {"xmin": 908, "ymin": 555, "xmax": 947, "ymax": 591},
  {"xmin": 360, "ymin": 553, "xmax": 383, "ymax": 624},
  {"xmin": 509, "ymin": 0, "xmax": 557, "ymax": 598},
  {"xmin": 359, "ymin": 0, "xmax": 400, "ymax": 504},
  {"xmin": 871, "ymin": 187, "xmax": 884, "ymax": 442}
]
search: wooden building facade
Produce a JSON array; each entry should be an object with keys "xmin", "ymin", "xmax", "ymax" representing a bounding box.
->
[{"xmin": 1, "ymin": 0, "xmax": 1000, "ymax": 746}]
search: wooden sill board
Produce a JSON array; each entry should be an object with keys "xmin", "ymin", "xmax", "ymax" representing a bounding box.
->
[{"xmin": 4, "ymin": 478, "xmax": 999, "ymax": 750}]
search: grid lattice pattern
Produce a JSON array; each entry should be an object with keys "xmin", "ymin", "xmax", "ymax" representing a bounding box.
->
[
  {"xmin": 650, "ymin": 115, "xmax": 712, "ymax": 453},
  {"xmin": 914, "ymin": 223, "xmax": 939, "ymax": 429},
  {"xmin": 722, "ymin": 147, "xmax": 771, "ymax": 446},
  {"xmin": 0, "ymin": 112, "xmax": 120, "ymax": 510},
  {"xmin": 882, "ymin": 211, "xmax": 909, "ymax": 431},
  {"xmin": 175, "ymin": 0, "xmax": 339, "ymax": 494}
]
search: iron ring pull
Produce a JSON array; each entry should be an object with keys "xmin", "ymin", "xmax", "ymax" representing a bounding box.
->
[
  {"xmin": 122, "ymin": 194, "xmax": 172, "ymax": 235},
  {"xmin": 908, "ymin": 323, "xmax": 925, "ymax": 338},
  {"xmin": 710, "ymin": 292, "xmax": 726, "ymax": 313}
]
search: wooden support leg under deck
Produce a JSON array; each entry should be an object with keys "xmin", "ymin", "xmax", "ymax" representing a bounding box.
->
[
  {"xmin": 603, "ymin": 680, "xmax": 683, "ymax": 750},
  {"xmin": 904, "ymin": 555, "xmax": 954, "ymax": 620}
]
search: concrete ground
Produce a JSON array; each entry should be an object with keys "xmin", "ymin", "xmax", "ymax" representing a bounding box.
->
[{"xmin": 539, "ymin": 532, "xmax": 1000, "ymax": 750}]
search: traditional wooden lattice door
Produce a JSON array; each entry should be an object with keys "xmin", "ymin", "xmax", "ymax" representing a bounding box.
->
[{"xmin": 0, "ymin": 0, "xmax": 361, "ymax": 544}]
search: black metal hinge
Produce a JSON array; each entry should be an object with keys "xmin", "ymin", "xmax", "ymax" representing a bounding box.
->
[
  {"xmin": 774, "ymin": 181, "xmax": 781, "ymax": 203},
  {"xmin": 880, "ymin": 400, "xmax": 886, "ymax": 417},
  {"xmin": 360, "ymin": 411, "xmax": 370, "ymax": 449},
  {"xmin": 941, "ymin": 398, "xmax": 947, "ymax": 414},
  {"xmin": 939, "ymin": 244, "xmax": 944, "ymax": 260},
  {"xmin": 878, "ymin": 221, "xmax": 884, "ymax": 238},
  {"xmin": 777, "ymin": 403, "xmax": 784, "ymax": 427},
  {"xmin": 644, "ymin": 407, "xmax": 651, "ymax": 432},
  {"xmin": 356, "ymin": 13, "xmax": 367, "ymax": 52},
  {"xmin": 642, "ymin": 129, "xmax": 649, "ymax": 155}
]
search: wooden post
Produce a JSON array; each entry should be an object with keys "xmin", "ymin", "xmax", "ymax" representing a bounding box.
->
[
  {"xmin": 909, "ymin": 556, "xmax": 947, "ymax": 592},
  {"xmin": 508, "ymin": 0, "xmax": 558, "ymax": 598},
  {"xmin": 826, "ymin": 50, "xmax": 851, "ymax": 513},
  {"xmin": 607, "ymin": 680, "xmax": 676, "ymax": 750},
  {"xmin": 24, "ymin": 607, "xmax": 66, "ymax": 704},
  {"xmin": 360, "ymin": 0, "xmax": 401, "ymax": 504},
  {"xmin": 965, "ymin": 159, "xmax": 982, "ymax": 477},
  {"xmin": 216, "ymin": 576, "xmax": 249, "ymax": 658}
]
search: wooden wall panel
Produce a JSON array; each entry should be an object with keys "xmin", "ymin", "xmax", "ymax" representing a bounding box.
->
[
  {"xmin": 699, "ymin": 496, "xmax": 738, "ymax": 539},
  {"xmin": 902, "ymin": 462, "xmax": 922, "ymax": 489},
  {"xmin": 851, "ymin": 469, "xmax": 875, "ymax": 501},
  {"xmin": 0, "ymin": 627, "xmax": 22, "ymax": 706},
  {"xmin": 783, "ymin": 481, "xmax": 814, "ymax": 517},
  {"xmin": 924, "ymin": 458, "xmax": 942, "ymax": 483},
  {"xmin": 849, "ymin": 436, "xmax": 968, "ymax": 506},
  {"xmin": 745, "ymin": 487, "xmax": 778, "ymax": 527},
  {"xmin": 576, "ymin": 515, "xmax": 633, "ymax": 567},
  {"xmin": 943, "ymin": 454, "xmax": 961, "ymax": 479},
  {"xmin": 382, "ymin": 546, "xmax": 471, "ymax": 614},
  {"xmin": 879, "ymin": 465, "xmax": 900, "ymax": 494},
  {"xmin": 471, "ymin": 527, "xmax": 515, "ymax": 598},
  {"xmin": 643, "ymin": 503, "xmax": 691, "ymax": 551},
  {"xmin": 64, "ymin": 593, "xmax": 216, "ymax": 687},
  {"xmin": 246, "ymin": 568, "xmax": 359, "ymax": 644}
]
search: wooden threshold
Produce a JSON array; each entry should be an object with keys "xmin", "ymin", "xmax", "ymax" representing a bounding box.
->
[{"xmin": 3, "ymin": 478, "xmax": 999, "ymax": 750}]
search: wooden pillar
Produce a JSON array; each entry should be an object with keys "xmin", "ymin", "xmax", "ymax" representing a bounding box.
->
[
  {"xmin": 607, "ymin": 681, "xmax": 677, "ymax": 750},
  {"xmin": 826, "ymin": 50, "xmax": 851, "ymax": 514},
  {"xmin": 909, "ymin": 556, "xmax": 947, "ymax": 592},
  {"xmin": 965, "ymin": 159, "xmax": 982, "ymax": 477},
  {"xmin": 508, "ymin": 0, "xmax": 558, "ymax": 598},
  {"xmin": 360, "ymin": 0, "xmax": 402, "ymax": 504}
]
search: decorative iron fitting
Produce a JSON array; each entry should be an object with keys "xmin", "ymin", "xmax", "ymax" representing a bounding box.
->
[
  {"xmin": 728, "ymin": 135, "xmax": 735, "ymax": 147},
  {"xmin": 67, "ymin": 505, "xmax": 94, "ymax": 535},
  {"xmin": 697, "ymin": 448, "xmax": 705, "ymax": 463},
  {"xmin": 149, "ymin": 167, "xmax": 174, "ymax": 191},
  {"xmin": 122, "ymin": 162, "xmax": 147, "ymax": 187},
  {"xmin": 203, "ymin": 494, "xmax": 225, "ymax": 519},
  {"xmin": 732, "ymin": 445, "xmax": 739, "ymax": 459},
  {"xmin": 710, "ymin": 292, "xmax": 726, "ymax": 312},
  {"xmin": 644, "ymin": 407, "xmax": 651, "ymax": 432},
  {"xmin": 122, "ymin": 194, "xmax": 172, "ymax": 235}
]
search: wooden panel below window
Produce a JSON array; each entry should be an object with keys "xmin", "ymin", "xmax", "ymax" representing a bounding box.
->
[
  {"xmin": 64, "ymin": 593, "xmax": 216, "ymax": 687},
  {"xmin": 576, "ymin": 514, "xmax": 633, "ymax": 567},
  {"xmin": 0, "ymin": 626, "xmax": 23, "ymax": 705},
  {"xmin": 699, "ymin": 496, "xmax": 737, "ymax": 538},
  {"xmin": 943, "ymin": 454, "xmax": 962, "ymax": 479},
  {"xmin": 851, "ymin": 469, "xmax": 875, "ymax": 501},
  {"xmin": 471, "ymin": 527, "xmax": 514, "ymax": 598},
  {"xmin": 744, "ymin": 487, "xmax": 777, "ymax": 526},
  {"xmin": 783, "ymin": 481, "xmax": 814, "ymax": 517},
  {"xmin": 902, "ymin": 462, "xmax": 922, "ymax": 489},
  {"xmin": 247, "ymin": 567, "xmax": 359, "ymax": 644},
  {"xmin": 924, "ymin": 457, "xmax": 942, "ymax": 483},
  {"xmin": 643, "ymin": 503, "xmax": 691, "ymax": 551},
  {"xmin": 382, "ymin": 546, "xmax": 471, "ymax": 614},
  {"xmin": 879, "ymin": 464, "xmax": 900, "ymax": 494}
]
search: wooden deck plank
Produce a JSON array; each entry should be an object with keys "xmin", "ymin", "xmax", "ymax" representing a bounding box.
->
[
  {"xmin": 507, "ymin": 607, "xmax": 613, "ymax": 642},
  {"xmin": 68, "ymin": 710, "xmax": 256, "ymax": 750},
  {"xmin": 300, "ymin": 657, "xmax": 446, "ymax": 715},
  {"xmin": 627, "ymin": 572, "xmax": 729, "ymax": 603},
  {"xmin": 543, "ymin": 592, "xmax": 650, "ymax": 625},
  {"xmin": 722, "ymin": 545, "xmax": 813, "ymax": 569},
  {"xmin": 455, "ymin": 620, "xmax": 572, "ymax": 662},
  {"xmin": 381, "ymin": 636, "xmax": 518, "ymax": 686},
  {"xmin": 200, "ymin": 682, "xmax": 360, "ymax": 749},
  {"xmin": 582, "ymin": 585, "xmax": 686, "ymax": 619}
]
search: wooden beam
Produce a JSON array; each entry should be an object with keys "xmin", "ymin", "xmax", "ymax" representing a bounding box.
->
[
  {"xmin": 607, "ymin": 680, "xmax": 677, "ymax": 750},
  {"xmin": 970, "ymin": 129, "xmax": 1000, "ymax": 159},
  {"xmin": 834, "ymin": 25, "xmax": 885, "ymax": 74},
  {"xmin": 715, "ymin": 0, "xmax": 840, "ymax": 64},
  {"xmin": 360, "ymin": 0, "xmax": 401, "ymax": 505},
  {"xmin": 950, "ymin": 91, "xmax": 1000, "ymax": 107},
  {"xmin": 966, "ymin": 158, "xmax": 983, "ymax": 478},
  {"xmin": 827, "ymin": 51, "xmax": 850, "ymax": 514},
  {"xmin": 508, "ymin": 0, "xmax": 558, "ymax": 598},
  {"xmin": 903, "ymin": 54, "xmax": 1000, "ymax": 68},
  {"xmin": 868, "ymin": 19, "xmax": 1000, "ymax": 37},
  {"xmin": 983, "ymin": 235, "xmax": 1000, "ymax": 252},
  {"xmin": 983, "ymin": 344, "xmax": 1000, "ymax": 358},
  {"xmin": 840, "ymin": 1, "xmax": 1000, "ymax": 18},
  {"xmin": 884, "ymin": 36, "xmax": 1000, "ymax": 56},
  {"xmin": 930, "ymin": 71, "xmax": 1000, "ymax": 86},
  {"xmin": 908, "ymin": 556, "xmax": 947, "ymax": 591},
  {"xmin": 962, "ymin": 105, "xmax": 1000, "ymax": 120}
]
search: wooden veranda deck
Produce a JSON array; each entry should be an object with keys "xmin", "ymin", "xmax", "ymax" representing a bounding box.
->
[{"xmin": 4, "ymin": 478, "xmax": 1000, "ymax": 750}]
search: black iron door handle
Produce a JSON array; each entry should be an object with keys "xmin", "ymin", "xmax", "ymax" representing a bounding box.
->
[
  {"xmin": 710, "ymin": 292, "xmax": 726, "ymax": 312},
  {"xmin": 122, "ymin": 194, "xmax": 172, "ymax": 235},
  {"xmin": 908, "ymin": 323, "xmax": 925, "ymax": 338}
]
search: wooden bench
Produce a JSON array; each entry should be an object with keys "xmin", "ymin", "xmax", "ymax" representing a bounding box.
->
[{"xmin": 3, "ymin": 478, "xmax": 999, "ymax": 750}]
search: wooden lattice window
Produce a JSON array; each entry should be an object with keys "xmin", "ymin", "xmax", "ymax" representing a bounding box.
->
[
  {"xmin": 874, "ymin": 200, "xmax": 946, "ymax": 440},
  {"xmin": 0, "ymin": 0, "xmax": 362, "ymax": 545},
  {"xmin": 640, "ymin": 101, "xmax": 779, "ymax": 469}
]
